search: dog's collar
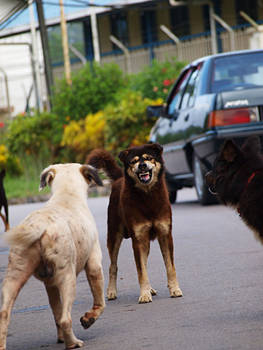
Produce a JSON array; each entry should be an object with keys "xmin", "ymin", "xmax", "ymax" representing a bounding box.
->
[
  {"xmin": 237, "ymin": 169, "xmax": 263, "ymax": 215},
  {"xmin": 245, "ymin": 169, "xmax": 262, "ymax": 188}
]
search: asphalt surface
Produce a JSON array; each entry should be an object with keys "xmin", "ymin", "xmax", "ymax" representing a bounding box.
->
[{"xmin": 0, "ymin": 189, "xmax": 263, "ymax": 350}]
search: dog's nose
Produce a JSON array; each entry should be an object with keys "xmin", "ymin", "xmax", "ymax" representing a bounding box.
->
[{"xmin": 139, "ymin": 162, "xmax": 147, "ymax": 170}]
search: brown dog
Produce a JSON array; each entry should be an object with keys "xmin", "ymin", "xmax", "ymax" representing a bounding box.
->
[
  {"xmin": 87, "ymin": 143, "xmax": 182, "ymax": 303},
  {"xmin": 0, "ymin": 163, "xmax": 105, "ymax": 350}
]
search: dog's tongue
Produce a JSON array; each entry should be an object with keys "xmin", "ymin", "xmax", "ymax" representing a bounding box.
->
[{"xmin": 141, "ymin": 173, "xmax": 150, "ymax": 181}]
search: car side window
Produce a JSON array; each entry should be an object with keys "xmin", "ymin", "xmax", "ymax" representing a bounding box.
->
[
  {"xmin": 180, "ymin": 64, "xmax": 202, "ymax": 109},
  {"xmin": 167, "ymin": 69, "xmax": 192, "ymax": 115}
]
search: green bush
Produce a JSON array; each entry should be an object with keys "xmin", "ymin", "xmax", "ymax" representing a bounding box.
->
[
  {"xmin": 62, "ymin": 110, "xmax": 106, "ymax": 162},
  {"xmin": 52, "ymin": 62, "xmax": 128, "ymax": 121},
  {"xmin": 6, "ymin": 59, "xmax": 185, "ymax": 166},
  {"xmin": 129, "ymin": 58, "xmax": 186, "ymax": 100},
  {"xmin": 0, "ymin": 144, "xmax": 22, "ymax": 176},
  {"xmin": 6, "ymin": 112, "xmax": 64, "ymax": 163},
  {"xmin": 104, "ymin": 90, "xmax": 161, "ymax": 156}
]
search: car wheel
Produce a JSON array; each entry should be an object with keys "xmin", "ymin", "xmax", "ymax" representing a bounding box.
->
[
  {"xmin": 193, "ymin": 154, "xmax": 217, "ymax": 205},
  {"xmin": 169, "ymin": 190, "xmax": 177, "ymax": 204}
]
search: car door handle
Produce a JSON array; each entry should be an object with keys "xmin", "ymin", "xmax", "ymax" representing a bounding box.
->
[{"xmin": 184, "ymin": 114, "xmax": 189, "ymax": 121}]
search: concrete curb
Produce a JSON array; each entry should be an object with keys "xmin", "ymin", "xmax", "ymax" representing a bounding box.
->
[{"xmin": 8, "ymin": 180, "xmax": 112, "ymax": 205}]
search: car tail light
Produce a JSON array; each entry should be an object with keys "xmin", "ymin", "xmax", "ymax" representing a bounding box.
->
[{"xmin": 208, "ymin": 107, "xmax": 259, "ymax": 128}]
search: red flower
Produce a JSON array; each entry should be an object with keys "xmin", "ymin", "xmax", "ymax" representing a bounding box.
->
[
  {"xmin": 0, "ymin": 122, "xmax": 4, "ymax": 128},
  {"xmin": 163, "ymin": 79, "xmax": 171, "ymax": 87}
]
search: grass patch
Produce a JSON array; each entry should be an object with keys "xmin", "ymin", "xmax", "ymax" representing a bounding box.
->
[
  {"xmin": 3, "ymin": 154, "xmax": 50, "ymax": 200},
  {"xmin": 4, "ymin": 174, "xmax": 50, "ymax": 199}
]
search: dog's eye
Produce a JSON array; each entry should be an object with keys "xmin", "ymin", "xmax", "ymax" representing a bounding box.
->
[
  {"xmin": 145, "ymin": 156, "xmax": 152, "ymax": 161},
  {"xmin": 130, "ymin": 159, "xmax": 138, "ymax": 165}
]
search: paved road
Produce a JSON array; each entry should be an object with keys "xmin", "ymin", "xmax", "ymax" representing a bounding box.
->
[{"xmin": 0, "ymin": 189, "xmax": 263, "ymax": 350}]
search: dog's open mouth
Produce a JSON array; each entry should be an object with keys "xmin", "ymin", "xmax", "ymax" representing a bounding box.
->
[{"xmin": 137, "ymin": 170, "xmax": 152, "ymax": 184}]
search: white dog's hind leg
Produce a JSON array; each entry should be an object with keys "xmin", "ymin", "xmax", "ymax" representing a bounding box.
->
[
  {"xmin": 45, "ymin": 285, "xmax": 64, "ymax": 344},
  {"xmin": 80, "ymin": 242, "xmax": 105, "ymax": 329},
  {"xmin": 58, "ymin": 272, "xmax": 84, "ymax": 349},
  {"xmin": 0, "ymin": 249, "xmax": 39, "ymax": 350}
]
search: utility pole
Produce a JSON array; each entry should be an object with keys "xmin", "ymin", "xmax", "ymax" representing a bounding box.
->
[
  {"xmin": 36, "ymin": 0, "xmax": 53, "ymax": 110},
  {"xmin": 29, "ymin": 0, "xmax": 42, "ymax": 111},
  {"xmin": 59, "ymin": 0, "xmax": 72, "ymax": 85}
]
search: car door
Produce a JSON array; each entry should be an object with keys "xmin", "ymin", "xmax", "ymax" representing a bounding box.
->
[
  {"xmin": 178, "ymin": 63, "xmax": 203, "ymax": 142},
  {"xmin": 164, "ymin": 67, "xmax": 199, "ymax": 175},
  {"xmin": 153, "ymin": 68, "xmax": 193, "ymax": 175}
]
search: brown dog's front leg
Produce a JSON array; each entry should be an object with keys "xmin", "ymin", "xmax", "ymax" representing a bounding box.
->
[
  {"xmin": 157, "ymin": 233, "xmax": 182, "ymax": 298},
  {"xmin": 131, "ymin": 236, "xmax": 154, "ymax": 303}
]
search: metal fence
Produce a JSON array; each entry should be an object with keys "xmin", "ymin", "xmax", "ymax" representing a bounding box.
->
[
  {"xmin": 0, "ymin": 26, "xmax": 259, "ymax": 116},
  {"xmin": 97, "ymin": 27, "xmax": 256, "ymax": 75}
]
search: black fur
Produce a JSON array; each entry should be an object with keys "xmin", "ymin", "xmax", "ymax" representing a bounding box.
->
[
  {"xmin": 206, "ymin": 136, "xmax": 263, "ymax": 243},
  {"xmin": 0, "ymin": 170, "xmax": 9, "ymax": 231}
]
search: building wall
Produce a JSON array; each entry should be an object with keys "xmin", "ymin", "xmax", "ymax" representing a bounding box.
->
[
  {"xmin": 1, "ymin": 0, "xmax": 263, "ymax": 116},
  {"xmin": 98, "ymin": 15, "xmax": 111, "ymax": 54},
  {"xmin": 221, "ymin": 0, "xmax": 236, "ymax": 26},
  {"xmin": 128, "ymin": 8, "xmax": 141, "ymax": 46},
  {"xmin": 188, "ymin": 5, "xmax": 204, "ymax": 34},
  {"xmin": 0, "ymin": 32, "xmax": 45, "ymax": 116},
  {"xmin": 156, "ymin": 2, "xmax": 171, "ymax": 41}
]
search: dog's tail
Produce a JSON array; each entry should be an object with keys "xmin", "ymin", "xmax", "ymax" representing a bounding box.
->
[
  {"xmin": 86, "ymin": 149, "xmax": 123, "ymax": 181},
  {"xmin": 4, "ymin": 215, "xmax": 47, "ymax": 248}
]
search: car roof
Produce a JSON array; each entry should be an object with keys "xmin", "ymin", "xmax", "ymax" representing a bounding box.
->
[{"xmin": 185, "ymin": 49, "xmax": 263, "ymax": 69}]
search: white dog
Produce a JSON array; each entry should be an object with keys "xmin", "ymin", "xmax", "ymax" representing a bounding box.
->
[{"xmin": 0, "ymin": 163, "xmax": 105, "ymax": 350}]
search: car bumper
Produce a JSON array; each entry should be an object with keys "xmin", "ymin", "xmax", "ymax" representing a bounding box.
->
[{"xmin": 191, "ymin": 123, "xmax": 263, "ymax": 170}]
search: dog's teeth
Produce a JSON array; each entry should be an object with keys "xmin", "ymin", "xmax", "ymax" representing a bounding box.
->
[{"xmin": 139, "ymin": 172, "xmax": 150, "ymax": 182}]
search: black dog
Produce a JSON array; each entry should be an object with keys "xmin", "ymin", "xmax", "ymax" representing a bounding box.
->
[
  {"xmin": 206, "ymin": 136, "xmax": 263, "ymax": 244},
  {"xmin": 0, "ymin": 170, "xmax": 9, "ymax": 231}
]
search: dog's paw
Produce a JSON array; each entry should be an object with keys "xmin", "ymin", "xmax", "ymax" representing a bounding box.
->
[
  {"xmin": 169, "ymin": 286, "xmax": 183, "ymax": 298},
  {"xmin": 138, "ymin": 291, "xmax": 152, "ymax": 304},
  {"xmin": 65, "ymin": 339, "xmax": 84, "ymax": 349},
  {"xmin": 107, "ymin": 289, "xmax": 117, "ymax": 300},
  {"xmin": 80, "ymin": 315, "xmax": 96, "ymax": 329}
]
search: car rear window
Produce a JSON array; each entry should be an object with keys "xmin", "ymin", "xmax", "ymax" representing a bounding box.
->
[{"xmin": 211, "ymin": 51, "xmax": 263, "ymax": 93}]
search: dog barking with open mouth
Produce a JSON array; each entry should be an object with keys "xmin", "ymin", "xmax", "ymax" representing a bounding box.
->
[
  {"xmin": 121, "ymin": 146, "xmax": 162, "ymax": 190},
  {"xmin": 87, "ymin": 143, "xmax": 182, "ymax": 304}
]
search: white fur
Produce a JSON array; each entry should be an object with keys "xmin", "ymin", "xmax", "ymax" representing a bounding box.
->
[{"xmin": 0, "ymin": 163, "xmax": 105, "ymax": 350}]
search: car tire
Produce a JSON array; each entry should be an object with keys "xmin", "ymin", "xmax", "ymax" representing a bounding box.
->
[
  {"xmin": 193, "ymin": 154, "xmax": 217, "ymax": 205},
  {"xmin": 169, "ymin": 190, "xmax": 177, "ymax": 204}
]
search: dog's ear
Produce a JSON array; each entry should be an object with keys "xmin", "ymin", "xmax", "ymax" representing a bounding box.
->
[
  {"xmin": 241, "ymin": 136, "xmax": 261, "ymax": 155},
  {"xmin": 147, "ymin": 143, "xmax": 163, "ymax": 155},
  {"xmin": 80, "ymin": 165, "xmax": 103, "ymax": 186},
  {"xmin": 119, "ymin": 150, "xmax": 129, "ymax": 163},
  {"xmin": 39, "ymin": 167, "xmax": 55, "ymax": 191},
  {"xmin": 221, "ymin": 140, "xmax": 241, "ymax": 162}
]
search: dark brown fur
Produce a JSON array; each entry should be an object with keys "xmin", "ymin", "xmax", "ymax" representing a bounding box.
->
[
  {"xmin": 206, "ymin": 136, "xmax": 263, "ymax": 244},
  {"xmin": 0, "ymin": 170, "xmax": 9, "ymax": 232},
  {"xmin": 87, "ymin": 143, "xmax": 182, "ymax": 303}
]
